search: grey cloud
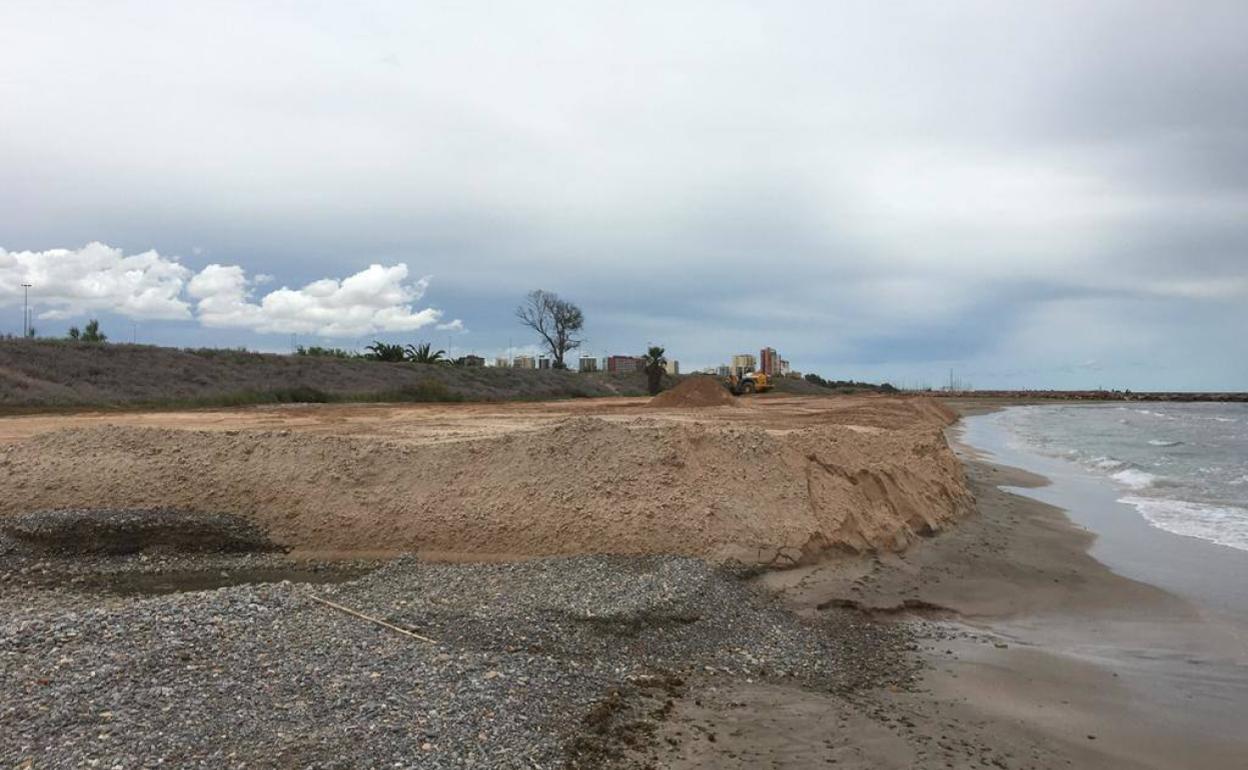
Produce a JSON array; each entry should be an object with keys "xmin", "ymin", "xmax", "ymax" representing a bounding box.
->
[{"xmin": 1, "ymin": 1, "xmax": 1246, "ymax": 388}]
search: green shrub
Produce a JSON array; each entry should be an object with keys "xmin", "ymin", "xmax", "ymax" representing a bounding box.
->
[
  {"xmin": 295, "ymin": 345, "xmax": 358, "ymax": 359},
  {"xmin": 804, "ymin": 373, "xmax": 895, "ymax": 393}
]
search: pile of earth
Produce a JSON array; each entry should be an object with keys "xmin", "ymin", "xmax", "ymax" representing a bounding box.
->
[
  {"xmin": 648, "ymin": 376, "xmax": 739, "ymax": 408},
  {"xmin": 0, "ymin": 398, "xmax": 972, "ymax": 565}
]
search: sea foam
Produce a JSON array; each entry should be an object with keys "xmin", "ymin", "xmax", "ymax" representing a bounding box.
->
[
  {"xmin": 1112, "ymin": 468, "xmax": 1157, "ymax": 490},
  {"xmin": 1091, "ymin": 456, "xmax": 1126, "ymax": 470},
  {"xmin": 1119, "ymin": 496, "xmax": 1248, "ymax": 552}
]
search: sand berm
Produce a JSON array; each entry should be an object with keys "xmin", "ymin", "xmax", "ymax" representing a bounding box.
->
[{"xmin": 0, "ymin": 394, "xmax": 971, "ymax": 565}]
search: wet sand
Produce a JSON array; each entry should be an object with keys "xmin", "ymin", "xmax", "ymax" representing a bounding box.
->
[{"xmin": 904, "ymin": 452, "xmax": 1247, "ymax": 769}]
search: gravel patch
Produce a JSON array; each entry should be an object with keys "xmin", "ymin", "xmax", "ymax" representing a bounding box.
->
[
  {"xmin": 1, "ymin": 508, "xmax": 277, "ymax": 555},
  {"xmin": 1, "ymin": 554, "xmax": 918, "ymax": 769}
]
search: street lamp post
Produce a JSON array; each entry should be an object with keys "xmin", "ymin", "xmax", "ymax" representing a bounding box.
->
[{"xmin": 20, "ymin": 283, "xmax": 32, "ymax": 339}]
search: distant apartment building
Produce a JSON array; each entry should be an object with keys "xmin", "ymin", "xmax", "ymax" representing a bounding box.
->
[
  {"xmin": 460, "ymin": 354, "xmax": 485, "ymax": 367},
  {"xmin": 759, "ymin": 347, "xmax": 781, "ymax": 377},
  {"xmin": 730, "ymin": 353, "xmax": 756, "ymax": 376},
  {"xmin": 779, "ymin": 359, "xmax": 790, "ymax": 376},
  {"xmin": 513, "ymin": 355, "xmax": 535, "ymax": 369},
  {"xmin": 606, "ymin": 355, "xmax": 644, "ymax": 374},
  {"xmin": 494, "ymin": 356, "xmax": 509, "ymax": 368},
  {"xmin": 664, "ymin": 360, "xmax": 680, "ymax": 376},
  {"xmin": 578, "ymin": 356, "xmax": 599, "ymax": 373},
  {"xmin": 538, "ymin": 357, "xmax": 551, "ymax": 370}
]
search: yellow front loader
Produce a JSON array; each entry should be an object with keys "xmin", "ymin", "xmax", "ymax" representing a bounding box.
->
[{"xmin": 725, "ymin": 371, "xmax": 774, "ymax": 396}]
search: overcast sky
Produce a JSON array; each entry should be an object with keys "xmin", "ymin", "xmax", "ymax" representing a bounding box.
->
[{"xmin": 2, "ymin": 1, "xmax": 1245, "ymax": 389}]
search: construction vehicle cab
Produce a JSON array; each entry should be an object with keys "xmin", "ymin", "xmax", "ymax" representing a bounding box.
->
[{"xmin": 725, "ymin": 371, "xmax": 774, "ymax": 396}]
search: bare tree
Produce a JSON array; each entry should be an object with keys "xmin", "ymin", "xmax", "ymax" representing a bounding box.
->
[{"xmin": 515, "ymin": 290, "xmax": 584, "ymax": 369}]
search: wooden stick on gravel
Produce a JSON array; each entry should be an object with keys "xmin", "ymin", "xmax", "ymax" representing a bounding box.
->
[{"xmin": 306, "ymin": 594, "xmax": 438, "ymax": 645}]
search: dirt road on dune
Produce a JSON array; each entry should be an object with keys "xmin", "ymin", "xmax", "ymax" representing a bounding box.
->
[{"xmin": 0, "ymin": 395, "xmax": 971, "ymax": 564}]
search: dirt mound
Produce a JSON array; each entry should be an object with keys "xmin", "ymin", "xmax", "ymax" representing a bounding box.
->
[
  {"xmin": 0, "ymin": 400, "xmax": 971, "ymax": 565},
  {"xmin": 811, "ymin": 395, "xmax": 961, "ymax": 431},
  {"xmin": 648, "ymin": 376, "xmax": 739, "ymax": 408}
]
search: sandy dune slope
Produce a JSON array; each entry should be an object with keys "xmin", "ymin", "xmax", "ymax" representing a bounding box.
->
[{"xmin": 0, "ymin": 395, "xmax": 971, "ymax": 564}]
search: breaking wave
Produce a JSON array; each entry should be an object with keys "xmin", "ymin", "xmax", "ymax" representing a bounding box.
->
[
  {"xmin": 1119, "ymin": 496, "xmax": 1248, "ymax": 552},
  {"xmin": 1090, "ymin": 456, "xmax": 1126, "ymax": 470},
  {"xmin": 1111, "ymin": 468, "xmax": 1158, "ymax": 490},
  {"xmin": 997, "ymin": 403, "xmax": 1248, "ymax": 554}
]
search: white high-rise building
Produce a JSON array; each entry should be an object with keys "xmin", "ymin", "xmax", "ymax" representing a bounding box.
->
[{"xmin": 730, "ymin": 353, "xmax": 756, "ymax": 376}]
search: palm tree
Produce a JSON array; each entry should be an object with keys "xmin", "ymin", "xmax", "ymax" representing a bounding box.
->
[
  {"xmin": 405, "ymin": 342, "xmax": 447, "ymax": 364},
  {"xmin": 642, "ymin": 345, "xmax": 667, "ymax": 396},
  {"xmin": 364, "ymin": 341, "xmax": 406, "ymax": 362}
]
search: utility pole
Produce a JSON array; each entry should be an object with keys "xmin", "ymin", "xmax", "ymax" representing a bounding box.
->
[{"xmin": 20, "ymin": 284, "xmax": 32, "ymax": 339}]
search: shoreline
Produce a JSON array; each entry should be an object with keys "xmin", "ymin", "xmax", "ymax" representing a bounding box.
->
[
  {"xmin": 923, "ymin": 450, "xmax": 1248, "ymax": 768},
  {"xmin": 750, "ymin": 407, "xmax": 1248, "ymax": 768},
  {"xmin": 960, "ymin": 404, "xmax": 1248, "ymax": 619},
  {"xmin": 919, "ymin": 414, "xmax": 1247, "ymax": 767}
]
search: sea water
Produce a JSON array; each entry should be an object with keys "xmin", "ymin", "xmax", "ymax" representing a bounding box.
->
[{"xmin": 990, "ymin": 403, "xmax": 1248, "ymax": 553}]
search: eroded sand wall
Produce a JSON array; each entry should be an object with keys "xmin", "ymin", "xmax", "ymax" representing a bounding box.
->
[{"xmin": 0, "ymin": 398, "xmax": 972, "ymax": 564}]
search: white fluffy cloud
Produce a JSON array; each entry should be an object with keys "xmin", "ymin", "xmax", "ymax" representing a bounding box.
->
[
  {"xmin": 2, "ymin": 243, "xmax": 458, "ymax": 337},
  {"xmin": 188, "ymin": 261, "xmax": 456, "ymax": 337},
  {"xmin": 0, "ymin": 242, "xmax": 193, "ymax": 320},
  {"xmin": 185, "ymin": 264, "xmax": 264, "ymax": 329}
]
